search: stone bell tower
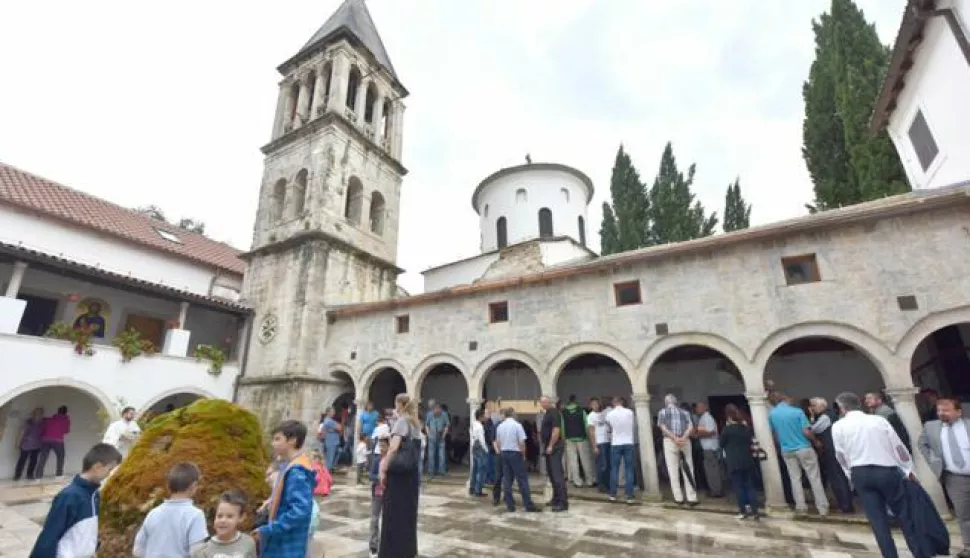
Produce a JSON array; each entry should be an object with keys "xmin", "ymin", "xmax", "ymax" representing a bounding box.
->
[{"xmin": 236, "ymin": 0, "xmax": 408, "ymax": 428}]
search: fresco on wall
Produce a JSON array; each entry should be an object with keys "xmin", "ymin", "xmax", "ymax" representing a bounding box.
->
[{"xmin": 73, "ymin": 298, "xmax": 110, "ymax": 338}]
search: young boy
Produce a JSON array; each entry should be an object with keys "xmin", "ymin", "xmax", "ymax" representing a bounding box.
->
[
  {"xmin": 253, "ymin": 420, "xmax": 316, "ymax": 558},
  {"xmin": 133, "ymin": 462, "xmax": 208, "ymax": 557},
  {"xmin": 355, "ymin": 433, "xmax": 369, "ymax": 484},
  {"xmin": 368, "ymin": 435, "xmax": 389, "ymax": 558},
  {"xmin": 29, "ymin": 443, "xmax": 122, "ymax": 558},
  {"xmin": 190, "ymin": 490, "xmax": 257, "ymax": 558}
]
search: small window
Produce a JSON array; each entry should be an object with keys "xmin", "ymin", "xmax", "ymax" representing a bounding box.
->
[
  {"xmin": 489, "ymin": 301, "xmax": 509, "ymax": 323},
  {"xmin": 538, "ymin": 207, "xmax": 553, "ymax": 238},
  {"xmin": 515, "ymin": 188, "xmax": 527, "ymax": 203},
  {"xmin": 578, "ymin": 216, "xmax": 586, "ymax": 246},
  {"xmin": 496, "ymin": 217, "xmax": 508, "ymax": 249},
  {"xmin": 781, "ymin": 254, "xmax": 821, "ymax": 285},
  {"xmin": 396, "ymin": 315, "xmax": 409, "ymax": 334},
  {"xmin": 561, "ymin": 188, "xmax": 570, "ymax": 202},
  {"xmin": 907, "ymin": 109, "xmax": 939, "ymax": 172},
  {"xmin": 613, "ymin": 280, "xmax": 642, "ymax": 306},
  {"xmin": 155, "ymin": 228, "xmax": 181, "ymax": 243}
]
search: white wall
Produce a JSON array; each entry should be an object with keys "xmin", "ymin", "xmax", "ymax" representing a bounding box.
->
[
  {"xmin": 888, "ymin": 0, "xmax": 970, "ymax": 190},
  {"xmin": 0, "ymin": 263, "xmax": 240, "ymax": 353},
  {"xmin": 475, "ymin": 168, "xmax": 590, "ymax": 252},
  {"xmin": 0, "ymin": 206, "xmax": 242, "ymax": 297},
  {"xmin": 422, "ymin": 252, "xmax": 499, "ymax": 293}
]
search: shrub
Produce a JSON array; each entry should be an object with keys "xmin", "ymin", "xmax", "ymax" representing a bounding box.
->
[{"xmin": 98, "ymin": 399, "xmax": 270, "ymax": 556}]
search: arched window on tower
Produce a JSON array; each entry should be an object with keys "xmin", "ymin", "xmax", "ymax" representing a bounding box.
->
[
  {"xmin": 369, "ymin": 191, "xmax": 386, "ymax": 235},
  {"xmin": 538, "ymin": 208, "xmax": 553, "ymax": 238},
  {"xmin": 287, "ymin": 83, "xmax": 300, "ymax": 129},
  {"xmin": 346, "ymin": 66, "xmax": 361, "ymax": 110},
  {"xmin": 381, "ymin": 99, "xmax": 393, "ymax": 141},
  {"xmin": 305, "ymin": 71, "xmax": 316, "ymax": 121},
  {"xmin": 578, "ymin": 216, "xmax": 586, "ymax": 246},
  {"xmin": 364, "ymin": 83, "xmax": 377, "ymax": 124},
  {"xmin": 496, "ymin": 217, "xmax": 508, "ymax": 249},
  {"xmin": 293, "ymin": 169, "xmax": 308, "ymax": 216},
  {"xmin": 561, "ymin": 188, "xmax": 570, "ymax": 202},
  {"xmin": 515, "ymin": 188, "xmax": 527, "ymax": 203},
  {"xmin": 271, "ymin": 179, "xmax": 287, "ymax": 223},
  {"xmin": 345, "ymin": 176, "xmax": 364, "ymax": 225}
]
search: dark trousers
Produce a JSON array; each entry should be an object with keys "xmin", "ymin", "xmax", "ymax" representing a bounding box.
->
[
  {"xmin": 14, "ymin": 449, "xmax": 40, "ymax": 480},
  {"xmin": 546, "ymin": 446, "xmax": 568, "ymax": 508},
  {"xmin": 595, "ymin": 443, "xmax": 611, "ymax": 491},
  {"xmin": 729, "ymin": 468, "xmax": 758, "ymax": 514},
  {"xmin": 850, "ymin": 465, "xmax": 909, "ymax": 558},
  {"xmin": 491, "ymin": 453, "xmax": 505, "ymax": 503},
  {"xmin": 501, "ymin": 451, "xmax": 535, "ymax": 510},
  {"xmin": 824, "ymin": 452, "xmax": 855, "ymax": 513},
  {"xmin": 35, "ymin": 441, "xmax": 65, "ymax": 478}
]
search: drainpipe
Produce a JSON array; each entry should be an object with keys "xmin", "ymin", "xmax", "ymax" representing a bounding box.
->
[
  {"xmin": 919, "ymin": 6, "xmax": 970, "ymax": 68},
  {"xmin": 231, "ymin": 314, "xmax": 255, "ymax": 404}
]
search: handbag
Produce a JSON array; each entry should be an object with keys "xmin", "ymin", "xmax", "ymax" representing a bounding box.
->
[
  {"xmin": 387, "ymin": 435, "xmax": 421, "ymax": 475},
  {"xmin": 750, "ymin": 438, "xmax": 768, "ymax": 462}
]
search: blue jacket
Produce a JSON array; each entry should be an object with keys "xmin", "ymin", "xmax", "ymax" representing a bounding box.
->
[
  {"xmin": 901, "ymin": 478, "xmax": 949, "ymax": 558},
  {"xmin": 30, "ymin": 475, "xmax": 101, "ymax": 558},
  {"xmin": 257, "ymin": 454, "xmax": 316, "ymax": 558}
]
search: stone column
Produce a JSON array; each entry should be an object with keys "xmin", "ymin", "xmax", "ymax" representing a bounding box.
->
[
  {"xmin": 348, "ymin": 398, "xmax": 365, "ymax": 479},
  {"xmin": 4, "ymin": 261, "xmax": 28, "ymax": 297},
  {"xmin": 392, "ymin": 103, "xmax": 406, "ymax": 160},
  {"xmin": 354, "ymin": 80, "xmax": 368, "ymax": 126},
  {"xmin": 310, "ymin": 68, "xmax": 327, "ymax": 119},
  {"xmin": 886, "ymin": 385, "xmax": 949, "ymax": 514},
  {"xmin": 328, "ymin": 55, "xmax": 350, "ymax": 114},
  {"xmin": 633, "ymin": 394, "xmax": 660, "ymax": 497},
  {"xmin": 373, "ymin": 92, "xmax": 386, "ymax": 145},
  {"xmin": 271, "ymin": 84, "xmax": 287, "ymax": 139},
  {"xmin": 467, "ymin": 397, "xmax": 481, "ymax": 490},
  {"xmin": 281, "ymin": 81, "xmax": 295, "ymax": 133},
  {"xmin": 746, "ymin": 392, "xmax": 787, "ymax": 510},
  {"xmin": 294, "ymin": 77, "xmax": 310, "ymax": 129}
]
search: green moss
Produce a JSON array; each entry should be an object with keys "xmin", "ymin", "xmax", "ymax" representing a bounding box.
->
[{"xmin": 98, "ymin": 399, "xmax": 270, "ymax": 557}]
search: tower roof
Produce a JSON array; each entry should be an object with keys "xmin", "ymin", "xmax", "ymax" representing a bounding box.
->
[{"xmin": 297, "ymin": 0, "xmax": 397, "ymax": 78}]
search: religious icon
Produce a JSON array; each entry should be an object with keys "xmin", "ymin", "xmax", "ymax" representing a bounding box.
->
[{"xmin": 73, "ymin": 298, "xmax": 110, "ymax": 338}]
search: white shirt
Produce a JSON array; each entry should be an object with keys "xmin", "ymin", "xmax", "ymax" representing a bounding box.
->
[
  {"xmin": 587, "ymin": 411, "xmax": 609, "ymax": 445},
  {"xmin": 471, "ymin": 420, "xmax": 487, "ymax": 451},
  {"xmin": 605, "ymin": 406, "xmax": 635, "ymax": 446},
  {"xmin": 102, "ymin": 418, "xmax": 141, "ymax": 456},
  {"xmin": 831, "ymin": 410, "xmax": 913, "ymax": 480},
  {"xmin": 941, "ymin": 422, "xmax": 970, "ymax": 475},
  {"xmin": 355, "ymin": 441, "xmax": 369, "ymax": 465},
  {"xmin": 697, "ymin": 412, "xmax": 719, "ymax": 451},
  {"xmin": 371, "ymin": 423, "xmax": 390, "ymax": 454}
]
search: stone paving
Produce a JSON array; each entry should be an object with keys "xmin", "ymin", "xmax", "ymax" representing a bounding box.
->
[{"xmin": 0, "ymin": 476, "xmax": 957, "ymax": 557}]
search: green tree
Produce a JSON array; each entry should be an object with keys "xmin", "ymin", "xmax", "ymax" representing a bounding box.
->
[
  {"xmin": 136, "ymin": 205, "xmax": 166, "ymax": 222},
  {"xmin": 723, "ymin": 178, "xmax": 752, "ymax": 232},
  {"xmin": 647, "ymin": 142, "xmax": 718, "ymax": 245},
  {"xmin": 599, "ymin": 145, "xmax": 649, "ymax": 255},
  {"xmin": 802, "ymin": 0, "xmax": 908, "ymax": 212},
  {"xmin": 177, "ymin": 217, "xmax": 206, "ymax": 234}
]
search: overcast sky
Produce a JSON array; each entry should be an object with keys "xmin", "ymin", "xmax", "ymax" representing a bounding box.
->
[{"xmin": 0, "ymin": 0, "xmax": 905, "ymax": 294}]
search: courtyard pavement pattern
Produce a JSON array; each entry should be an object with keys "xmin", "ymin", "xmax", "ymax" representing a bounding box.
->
[{"xmin": 0, "ymin": 478, "xmax": 954, "ymax": 557}]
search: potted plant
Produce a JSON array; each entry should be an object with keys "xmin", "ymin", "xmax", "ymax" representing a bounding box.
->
[
  {"xmin": 112, "ymin": 328, "xmax": 156, "ymax": 363},
  {"xmin": 44, "ymin": 322, "xmax": 97, "ymax": 356},
  {"xmin": 193, "ymin": 344, "xmax": 226, "ymax": 376}
]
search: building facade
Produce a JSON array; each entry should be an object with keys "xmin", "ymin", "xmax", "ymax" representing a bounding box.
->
[{"xmin": 0, "ymin": 162, "xmax": 251, "ymax": 477}]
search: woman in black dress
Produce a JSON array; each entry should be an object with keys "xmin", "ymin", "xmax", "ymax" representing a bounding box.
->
[
  {"xmin": 378, "ymin": 393, "xmax": 421, "ymax": 558},
  {"xmin": 719, "ymin": 403, "xmax": 760, "ymax": 520}
]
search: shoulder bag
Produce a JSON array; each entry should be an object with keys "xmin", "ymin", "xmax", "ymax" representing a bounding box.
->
[{"xmin": 387, "ymin": 426, "xmax": 421, "ymax": 475}]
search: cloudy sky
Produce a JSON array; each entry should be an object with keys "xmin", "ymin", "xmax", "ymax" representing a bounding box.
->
[{"xmin": 0, "ymin": 0, "xmax": 904, "ymax": 294}]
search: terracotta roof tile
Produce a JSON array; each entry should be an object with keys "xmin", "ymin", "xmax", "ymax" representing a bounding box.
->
[{"xmin": 0, "ymin": 162, "xmax": 245, "ymax": 274}]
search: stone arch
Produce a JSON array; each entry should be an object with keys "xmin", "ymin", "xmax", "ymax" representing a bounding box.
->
[
  {"xmin": 369, "ymin": 191, "xmax": 386, "ymax": 235},
  {"xmin": 0, "ymin": 378, "xmax": 118, "ymax": 421},
  {"xmin": 359, "ymin": 358, "xmax": 408, "ymax": 411},
  {"xmin": 270, "ymin": 178, "xmax": 286, "ymax": 223},
  {"xmin": 413, "ymin": 353, "xmax": 470, "ymax": 418},
  {"xmin": 358, "ymin": 358, "xmax": 407, "ymax": 394},
  {"xmin": 292, "ymin": 169, "xmax": 308, "ymax": 216},
  {"xmin": 470, "ymin": 349, "xmax": 543, "ymax": 398},
  {"xmin": 327, "ymin": 362, "xmax": 357, "ymax": 391},
  {"xmin": 637, "ymin": 332, "xmax": 750, "ymax": 389},
  {"xmin": 345, "ymin": 176, "xmax": 364, "ymax": 224},
  {"xmin": 752, "ymin": 321, "xmax": 896, "ymax": 386},
  {"xmin": 141, "ymin": 387, "xmax": 216, "ymax": 413},
  {"xmin": 896, "ymin": 305, "xmax": 970, "ymax": 361},
  {"xmin": 411, "ymin": 353, "xmax": 470, "ymax": 394},
  {"xmin": 548, "ymin": 341, "xmax": 636, "ymax": 395}
]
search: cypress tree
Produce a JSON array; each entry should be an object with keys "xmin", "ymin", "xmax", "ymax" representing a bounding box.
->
[
  {"xmin": 802, "ymin": 0, "xmax": 909, "ymax": 212},
  {"xmin": 723, "ymin": 179, "xmax": 752, "ymax": 232},
  {"xmin": 599, "ymin": 145, "xmax": 649, "ymax": 255},
  {"xmin": 647, "ymin": 142, "xmax": 718, "ymax": 245}
]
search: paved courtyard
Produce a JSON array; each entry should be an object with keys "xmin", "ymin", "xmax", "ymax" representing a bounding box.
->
[{"xmin": 0, "ymin": 477, "xmax": 952, "ymax": 557}]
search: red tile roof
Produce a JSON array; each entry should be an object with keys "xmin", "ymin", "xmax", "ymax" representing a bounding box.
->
[{"xmin": 0, "ymin": 162, "xmax": 246, "ymax": 274}]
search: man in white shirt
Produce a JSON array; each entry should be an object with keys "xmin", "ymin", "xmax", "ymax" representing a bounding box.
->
[
  {"xmin": 693, "ymin": 402, "xmax": 723, "ymax": 498},
  {"xmin": 469, "ymin": 409, "xmax": 489, "ymax": 497},
  {"xmin": 605, "ymin": 396, "xmax": 636, "ymax": 503},
  {"xmin": 587, "ymin": 398, "xmax": 611, "ymax": 493},
  {"xmin": 102, "ymin": 406, "xmax": 141, "ymax": 458},
  {"xmin": 831, "ymin": 392, "xmax": 915, "ymax": 558},
  {"xmin": 918, "ymin": 397, "xmax": 970, "ymax": 558}
]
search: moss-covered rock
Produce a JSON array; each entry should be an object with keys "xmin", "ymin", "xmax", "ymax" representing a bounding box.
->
[{"xmin": 98, "ymin": 399, "xmax": 270, "ymax": 557}]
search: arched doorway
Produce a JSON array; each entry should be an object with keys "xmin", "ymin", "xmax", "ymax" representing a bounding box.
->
[
  {"xmin": 328, "ymin": 370, "xmax": 356, "ymax": 414},
  {"xmin": 556, "ymin": 352, "xmax": 635, "ymax": 491},
  {"xmin": 764, "ymin": 335, "xmax": 887, "ymax": 515},
  {"xmin": 0, "ymin": 384, "xmax": 112, "ymax": 479},
  {"xmin": 647, "ymin": 344, "xmax": 746, "ymax": 501},
  {"xmin": 479, "ymin": 357, "xmax": 543, "ymax": 477},
  {"xmin": 146, "ymin": 392, "xmax": 205, "ymax": 415},
  {"xmin": 419, "ymin": 363, "xmax": 470, "ymax": 476},
  {"xmin": 367, "ymin": 367, "xmax": 406, "ymax": 412},
  {"xmin": 909, "ymin": 322, "xmax": 970, "ymax": 407},
  {"xmin": 419, "ymin": 364, "xmax": 468, "ymax": 419}
]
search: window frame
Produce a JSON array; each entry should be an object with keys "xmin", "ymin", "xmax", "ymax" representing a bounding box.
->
[
  {"xmin": 395, "ymin": 314, "xmax": 410, "ymax": 334},
  {"xmin": 488, "ymin": 301, "xmax": 509, "ymax": 324},
  {"xmin": 906, "ymin": 108, "xmax": 939, "ymax": 173},
  {"xmin": 613, "ymin": 280, "xmax": 642, "ymax": 307},
  {"xmin": 781, "ymin": 254, "xmax": 821, "ymax": 286}
]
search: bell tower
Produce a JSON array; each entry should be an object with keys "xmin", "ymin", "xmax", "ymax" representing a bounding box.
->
[{"xmin": 237, "ymin": 0, "xmax": 408, "ymax": 427}]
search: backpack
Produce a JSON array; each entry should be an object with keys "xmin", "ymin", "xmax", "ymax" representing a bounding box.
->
[{"xmin": 312, "ymin": 461, "xmax": 332, "ymax": 497}]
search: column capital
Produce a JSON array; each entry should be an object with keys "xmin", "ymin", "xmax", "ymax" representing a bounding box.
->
[
  {"xmin": 354, "ymin": 399, "xmax": 366, "ymax": 407},
  {"xmin": 466, "ymin": 397, "xmax": 482, "ymax": 407},
  {"xmin": 884, "ymin": 386, "xmax": 919, "ymax": 400},
  {"xmin": 632, "ymin": 394, "xmax": 651, "ymax": 406},
  {"xmin": 745, "ymin": 392, "xmax": 769, "ymax": 407}
]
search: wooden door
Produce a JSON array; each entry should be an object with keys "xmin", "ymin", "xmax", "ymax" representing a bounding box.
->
[{"xmin": 124, "ymin": 314, "xmax": 165, "ymax": 348}]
